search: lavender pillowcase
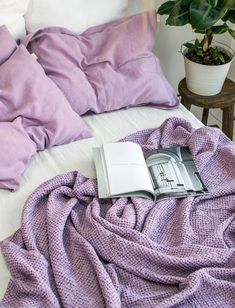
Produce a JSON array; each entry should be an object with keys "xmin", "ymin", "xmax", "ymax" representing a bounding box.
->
[
  {"xmin": 22, "ymin": 11, "xmax": 179, "ymax": 115},
  {"xmin": 0, "ymin": 26, "xmax": 91, "ymax": 191}
]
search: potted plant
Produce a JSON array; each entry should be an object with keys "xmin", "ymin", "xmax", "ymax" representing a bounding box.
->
[{"xmin": 157, "ymin": 0, "xmax": 235, "ymax": 95}]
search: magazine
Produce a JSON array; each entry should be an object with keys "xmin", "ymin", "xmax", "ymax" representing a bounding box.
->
[{"xmin": 93, "ymin": 142, "xmax": 208, "ymax": 202}]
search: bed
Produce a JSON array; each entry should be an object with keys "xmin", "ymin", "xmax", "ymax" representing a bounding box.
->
[
  {"xmin": 1, "ymin": 1, "xmax": 235, "ymax": 307},
  {"xmin": 0, "ymin": 105, "xmax": 203, "ymax": 300}
]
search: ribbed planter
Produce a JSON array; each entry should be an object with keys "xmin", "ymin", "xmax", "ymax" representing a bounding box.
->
[{"xmin": 182, "ymin": 42, "xmax": 234, "ymax": 96}]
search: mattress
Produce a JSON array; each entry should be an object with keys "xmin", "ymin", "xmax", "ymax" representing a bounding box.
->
[{"xmin": 0, "ymin": 104, "xmax": 202, "ymax": 300}]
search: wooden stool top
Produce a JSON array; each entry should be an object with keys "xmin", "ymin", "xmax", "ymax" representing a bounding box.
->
[{"xmin": 178, "ymin": 78, "xmax": 235, "ymax": 109}]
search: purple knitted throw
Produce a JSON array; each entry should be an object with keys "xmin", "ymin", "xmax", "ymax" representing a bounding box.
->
[{"xmin": 1, "ymin": 117, "xmax": 235, "ymax": 307}]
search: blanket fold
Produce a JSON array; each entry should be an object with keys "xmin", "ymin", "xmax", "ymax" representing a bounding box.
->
[{"xmin": 1, "ymin": 117, "xmax": 235, "ymax": 307}]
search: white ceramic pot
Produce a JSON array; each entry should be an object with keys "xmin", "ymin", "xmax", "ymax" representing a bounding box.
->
[{"xmin": 182, "ymin": 42, "xmax": 234, "ymax": 96}]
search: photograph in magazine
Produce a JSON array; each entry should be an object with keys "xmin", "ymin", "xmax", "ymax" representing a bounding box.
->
[{"xmin": 145, "ymin": 146, "xmax": 208, "ymax": 201}]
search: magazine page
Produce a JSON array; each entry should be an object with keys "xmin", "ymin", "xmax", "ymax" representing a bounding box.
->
[
  {"xmin": 93, "ymin": 147, "xmax": 110, "ymax": 198},
  {"xmin": 145, "ymin": 147, "xmax": 208, "ymax": 201},
  {"xmin": 93, "ymin": 142, "xmax": 154, "ymax": 199}
]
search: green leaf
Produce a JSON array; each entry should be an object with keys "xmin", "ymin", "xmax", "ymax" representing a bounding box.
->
[
  {"xmin": 222, "ymin": 10, "xmax": 230, "ymax": 21},
  {"xmin": 194, "ymin": 29, "xmax": 207, "ymax": 33},
  {"xmin": 218, "ymin": 54, "xmax": 225, "ymax": 63},
  {"xmin": 229, "ymin": 28, "xmax": 235, "ymax": 39},
  {"xmin": 222, "ymin": 9, "xmax": 235, "ymax": 23},
  {"xmin": 195, "ymin": 38, "xmax": 200, "ymax": 47},
  {"xmin": 207, "ymin": 0, "xmax": 218, "ymax": 6},
  {"xmin": 190, "ymin": 0, "xmax": 228, "ymax": 31},
  {"xmin": 184, "ymin": 42, "xmax": 196, "ymax": 49},
  {"xmin": 225, "ymin": 0, "xmax": 235, "ymax": 9},
  {"xmin": 157, "ymin": 1, "xmax": 176, "ymax": 15},
  {"xmin": 211, "ymin": 47, "xmax": 226, "ymax": 63},
  {"xmin": 166, "ymin": 0, "xmax": 191, "ymax": 26},
  {"xmin": 196, "ymin": 49, "xmax": 203, "ymax": 56},
  {"xmin": 211, "ymin": 23, "xmax": 229, "ymax": 34},
  {"xmin": 218, "ymin": 0, "xmax": 235, "ymax": 10},
  {"xmin": 227, "ymin": 9, "xmax": 235, "ymax": 23},
  {"xmin": 213, "ymin": 47, "xmax": 219, "ymax": 56}
]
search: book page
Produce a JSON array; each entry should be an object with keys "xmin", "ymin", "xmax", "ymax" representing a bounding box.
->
[
  {"xmin": 93, "ymin": 147, "xmax": 109, "ymax": 198},
  {"xmin": 103, "ymin": 142, "xmax": 154, "ymax": 197}
]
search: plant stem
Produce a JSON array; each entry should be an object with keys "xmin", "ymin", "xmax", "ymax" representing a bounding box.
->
[{"xmin": 202, "ymin": 30, "xmax": 213, "ymax": 52}]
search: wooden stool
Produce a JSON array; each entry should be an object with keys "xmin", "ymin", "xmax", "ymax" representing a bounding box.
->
[{"xmin": 178, "ymin": 78, "xmax": 235, "ymax": 140}]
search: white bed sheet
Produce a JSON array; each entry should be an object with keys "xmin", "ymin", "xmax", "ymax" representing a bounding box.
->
[{"xmin": 0, "ymin": 105, "xmax": 203, "ymax": 299}]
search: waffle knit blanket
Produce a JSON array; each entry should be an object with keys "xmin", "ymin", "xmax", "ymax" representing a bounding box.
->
[{"xmin": 1, "ymin": 117, "xmax": 235, "ymax": 307}]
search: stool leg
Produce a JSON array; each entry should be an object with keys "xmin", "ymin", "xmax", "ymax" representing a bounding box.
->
[
  {"xmin": 181, "ymin": 97, "xmax": 191, "ymax": 110},
  {"xmin": 222, "ymin": 104, "xmax": 234, "ymax": 140},
  {"xmin": 202, "ymin": 108, "xmax": 209, "ymax": 126}
]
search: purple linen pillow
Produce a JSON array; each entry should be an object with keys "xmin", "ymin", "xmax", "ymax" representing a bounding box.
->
[
  {"xmin": 0, "ymin": 26, "xmax": 91, "ymax": 190},
  {"xmin": 22, "ymin": 10, "xmax": 179, "ymax": 115},
  {"xmin": 0, "ymin": 119, "xmax": 36, "ymax": 190},
  {"xmin": 0, "ymin": 45, "xmax": 91, "ymax": 150}
]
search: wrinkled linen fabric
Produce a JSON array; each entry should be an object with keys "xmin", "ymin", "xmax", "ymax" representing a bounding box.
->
[
  {"xmin": 0, "ymin": 26, "xmax": 91, "ymax": 191},
  {"xmin": 0, "ymin": 119, "xmax": 36, "ymax": 190},
  {"xmin": 1, "ymin": 117, "xmax": 235, "ymax": 307},
  {"xmin": 22, "ymin": 11, "xmax": 179, "ymax": 115}
]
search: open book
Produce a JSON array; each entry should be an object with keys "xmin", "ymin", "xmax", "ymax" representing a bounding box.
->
[{"xmin": 93, "ymin": 142, "xmax": 208, "ymax": 202}]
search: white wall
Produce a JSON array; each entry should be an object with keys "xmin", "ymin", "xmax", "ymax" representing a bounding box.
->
[{"xmin": 128, "ymin": 0, "xmax": 235, "ymax": 90}]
